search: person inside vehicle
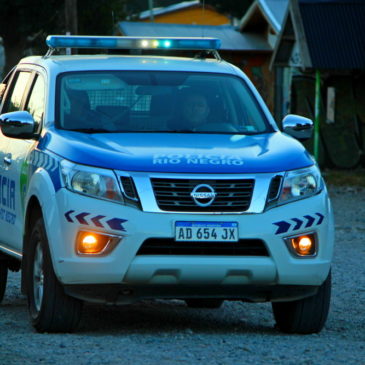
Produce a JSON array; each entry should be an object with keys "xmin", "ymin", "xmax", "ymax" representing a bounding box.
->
[
  {"xmin": 63, "ymin": 89, "xmax": 100, "ymax": 130},
  {"xmin": 63, "ymin": 88, "xmax": 122, "ymax": 131},
  {"xmin": 180, "ymin": 91, "xmax": 211, "ymax": 131},
  {"xmin": 171, "ymin": 88, "xmax": 238, "ymax": 133}
]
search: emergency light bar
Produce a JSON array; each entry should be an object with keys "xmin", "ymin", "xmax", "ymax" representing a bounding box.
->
[{"xmin": 46, "ymin": 35, "xmax": 221, "ymax": 51}]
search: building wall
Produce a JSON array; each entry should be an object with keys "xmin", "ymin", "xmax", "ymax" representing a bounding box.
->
[
  {"xmin": 219, "ymin": 53, "xmax": 274, "ymax": 114},
  {"xmin": 242, "ymin": 55, "xmax": 275, "ymax": 114},
  {"xmin": 140, "ymin": 7, "xmax": 230, "ymax": 25},
  {"xmin": 290, "ymin": 72, "xmax": 365, "ymax": 168}
]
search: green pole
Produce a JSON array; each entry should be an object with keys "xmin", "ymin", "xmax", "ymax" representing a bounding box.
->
[{"xmin": 314, "ymin": 69, "xmax": 321, "ymax": 161}]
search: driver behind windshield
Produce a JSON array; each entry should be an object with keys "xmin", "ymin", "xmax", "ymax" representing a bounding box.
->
[
  {"xmin": 180, "ymin": 91, "xmax": 211, "ymax": 131},
  {"xmin": 166, "ymin": 88, "xmax": 213, "ymax": 131}
]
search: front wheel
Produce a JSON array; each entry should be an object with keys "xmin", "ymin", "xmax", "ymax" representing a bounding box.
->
[
  {"xmin": 27, "ymin": 215, "xmax": 82, "ymax": 333},
  {"xmin": 0, "ymin": 260, "xmax": 8, "ymax": 303},
  {"xmin": 272, "ymin": 271, "xmax": 331, "ymax": 334}
]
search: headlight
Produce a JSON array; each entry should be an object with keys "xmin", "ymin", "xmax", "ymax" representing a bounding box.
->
[
  {"xmin": 279, "ymin": 166, "xmax": 323, "ymax": 204},
  {"xmin": 60, "ymin": 160, "xmax": 124, "ymax": 203}
]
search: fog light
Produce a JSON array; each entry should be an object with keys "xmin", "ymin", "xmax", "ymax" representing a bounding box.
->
[
  {"xmin": 298, "ymin": 237, "xmax": 312, "ymax": 254},
  {"xmin": 76, "ymin": 231, "xmax": 121, "ymax": 256},
  {"xmin": 286, "ymin": 233, "xmax": 317, "ymax": 257}
]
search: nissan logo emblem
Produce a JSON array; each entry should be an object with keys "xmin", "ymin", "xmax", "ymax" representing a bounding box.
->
[{"xmin": 190, "ymin": 184, "xmax": 216, "ymax": 207}]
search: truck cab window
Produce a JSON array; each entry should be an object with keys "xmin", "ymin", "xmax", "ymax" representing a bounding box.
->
[
  {"xmin": 3, "ymin": 71, "xmax": 31, "ymax": 113},
  {"xmin": 25, "ymin": 75, "xmax": 45, "ymax": 125}
]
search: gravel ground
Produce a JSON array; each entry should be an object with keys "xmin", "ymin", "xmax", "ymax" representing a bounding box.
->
[{"xmin": 0, "ymin": 186, "xmax": 364, "ymax": 365}]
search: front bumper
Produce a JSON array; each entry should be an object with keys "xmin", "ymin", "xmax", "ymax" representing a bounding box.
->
[
  {"xmin": 64, "ymin": 282, "xmax": 319, "ymax": 304},
  {"xmin": 45, "ymin": 187, "xmax": 334, "ymax": 302}
]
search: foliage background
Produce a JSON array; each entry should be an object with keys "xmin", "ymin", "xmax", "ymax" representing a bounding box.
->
[{"xmin": 0, "ymin": 0, "xmax": 253, "ymax": 74}]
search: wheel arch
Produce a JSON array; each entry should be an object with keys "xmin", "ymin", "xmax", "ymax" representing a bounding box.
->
[
  {"xmin": 21, "ymin": 166, "xmax": 61, "ymax": 294},
  {"xmin": 21, "ymin": 195, "xmax": 42, "ymax": 294}
]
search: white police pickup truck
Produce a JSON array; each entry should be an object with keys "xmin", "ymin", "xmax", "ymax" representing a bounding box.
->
[{"xmin": 0, "ymin": 36, "xmax": 334, "ymax": 333}]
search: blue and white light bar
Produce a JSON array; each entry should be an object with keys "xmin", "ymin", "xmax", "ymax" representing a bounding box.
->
[{"xmin": 46, "ymin": 35, "xmax": 221, "ymax": 51}]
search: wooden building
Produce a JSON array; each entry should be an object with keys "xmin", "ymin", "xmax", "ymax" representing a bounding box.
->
[
  {"xmin": 239, "ymin": 0, "xmax": 288, "ymax": 115},
  {"xmin": 138, "ymin": 0, "xmax": 230, "ymax": 25}
]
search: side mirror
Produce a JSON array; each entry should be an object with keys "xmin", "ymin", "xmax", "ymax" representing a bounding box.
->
[
  {"xmin": 0, "ymin": 111, "xmax": 37, "ymax": 139},
  {"xmin": 282, "ymin": 114, "xmax": 313, "ymax": 141}
]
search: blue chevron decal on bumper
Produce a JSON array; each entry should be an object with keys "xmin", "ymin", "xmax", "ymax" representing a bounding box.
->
[
  {"xmin": 64, "ymin": 210, "xmax": 127, "ymax": 232},
  {"xmin": 273, "ymin": 221, "xmax": 291, "ymax": 234},
  {"xmin": 273, "ymin": 212, "xmax": 325, "ymax": 235}
]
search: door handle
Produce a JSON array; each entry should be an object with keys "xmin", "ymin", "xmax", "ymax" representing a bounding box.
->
[{"xmin": 4, "ymin": 155, "xmax": 12, "ymax": 165}]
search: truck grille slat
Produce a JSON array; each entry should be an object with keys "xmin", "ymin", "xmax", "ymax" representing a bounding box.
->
[{"xmin": 151, "ymin": 178, "xmax": 255, "ymax": 212}]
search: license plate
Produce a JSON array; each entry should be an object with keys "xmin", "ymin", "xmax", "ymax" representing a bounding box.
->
[{"xmin": 175, "ymin": 221, "xmax": 238, "ymax": 242}]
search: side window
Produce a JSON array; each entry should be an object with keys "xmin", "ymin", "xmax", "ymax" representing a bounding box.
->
[
  {"xmin": 3, "ymin": 71, "xmax": 31, "ymax": 113},
  {"xmin": 0, "ymin": 69, "xmax": 14, "ymax": 108},
  {"xmin": 25, "ymin": 75, "xmax": 45, "ymax": 125}
]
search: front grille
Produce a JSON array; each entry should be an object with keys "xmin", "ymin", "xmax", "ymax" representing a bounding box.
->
[
  {"xmin": 137, "ymin": 238, "xmax": 269, "ymax": 256},
  {"xmin": 151, "ymin": 178, "xmax": 255, "ymax": 212}
]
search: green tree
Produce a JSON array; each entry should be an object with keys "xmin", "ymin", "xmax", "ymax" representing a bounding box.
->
[
  {"xmin": 0, "ymin": 0, "xmax": 252, "ymax": 75},
  {"xmin": 77, "ymin": 0, "xmax": 126, "ymax": 36},
  {"xmin": 0, "ymin": 0, "xmax": 126, "ymax": 75},
  {"xmin": 0, "ymin": 0, "xmax": 63, "ymax": 74}
]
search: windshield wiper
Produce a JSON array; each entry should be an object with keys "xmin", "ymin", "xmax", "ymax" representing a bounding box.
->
[{"xmin": 164, "ymin": 130, "xmax": 195, "ymax": 133}]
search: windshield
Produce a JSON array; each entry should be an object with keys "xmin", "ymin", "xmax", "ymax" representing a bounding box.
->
[{"xmin": 56, "ymin": 71, "xmax": 272, "ymax": 134}]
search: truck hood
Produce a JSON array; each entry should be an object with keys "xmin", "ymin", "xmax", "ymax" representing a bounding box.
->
[{"xmin": 41, "ymin": 129, "xmax": 314, "ymax": 173}]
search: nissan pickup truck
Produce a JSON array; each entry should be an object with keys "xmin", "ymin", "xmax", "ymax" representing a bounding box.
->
[{"xmin": 0, "ymin": 36, "xmax": 334, "ymax": 333}]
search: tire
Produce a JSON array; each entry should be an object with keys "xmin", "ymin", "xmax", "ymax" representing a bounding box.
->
[
  {"xmin": 0, "ymin": 260, "xmax": 8, "ymax": 303},
  {"xmin": 272, "ymin": 271, "xmax": 331, "ymax": 334},
  {"xmin": 27, "ymin": 215, "xmax": 83, "ymax": 333},
  {"xmin": 185, "ymin": 299, "xmax": 224, "ymax": 309}
]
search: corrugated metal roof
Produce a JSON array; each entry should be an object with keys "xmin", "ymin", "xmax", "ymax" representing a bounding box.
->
[
  {"xmin": 139, "ymin": 1, "xmax": 199, "ymax": 20},
  {"xmin": 118, "ymin": 22, "xmax": 271, "ymax": 52},
  {"xmin": 300, "ymin": 0, "xmax": 365, "ymax": 69}
]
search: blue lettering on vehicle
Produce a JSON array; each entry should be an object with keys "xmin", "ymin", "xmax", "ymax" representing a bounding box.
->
[
  {"xmin": 0, "ymin": 174, "xmax": 15, "ymax": 210},
  {"xmin": 0, "ymin": 174, "xmax": 16, "ymax": 225},
  {"xmin": 0, "ymin": 208, "xmax": 16, "ymax": 225},
  {"xmin": 152, "ymin": 154, "xmax": 244, "ymax": 166}
]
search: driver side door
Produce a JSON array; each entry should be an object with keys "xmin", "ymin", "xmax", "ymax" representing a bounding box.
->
[{"xmin": 0, "ymin": 69, "xmax": 34, "ymax": 252}]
